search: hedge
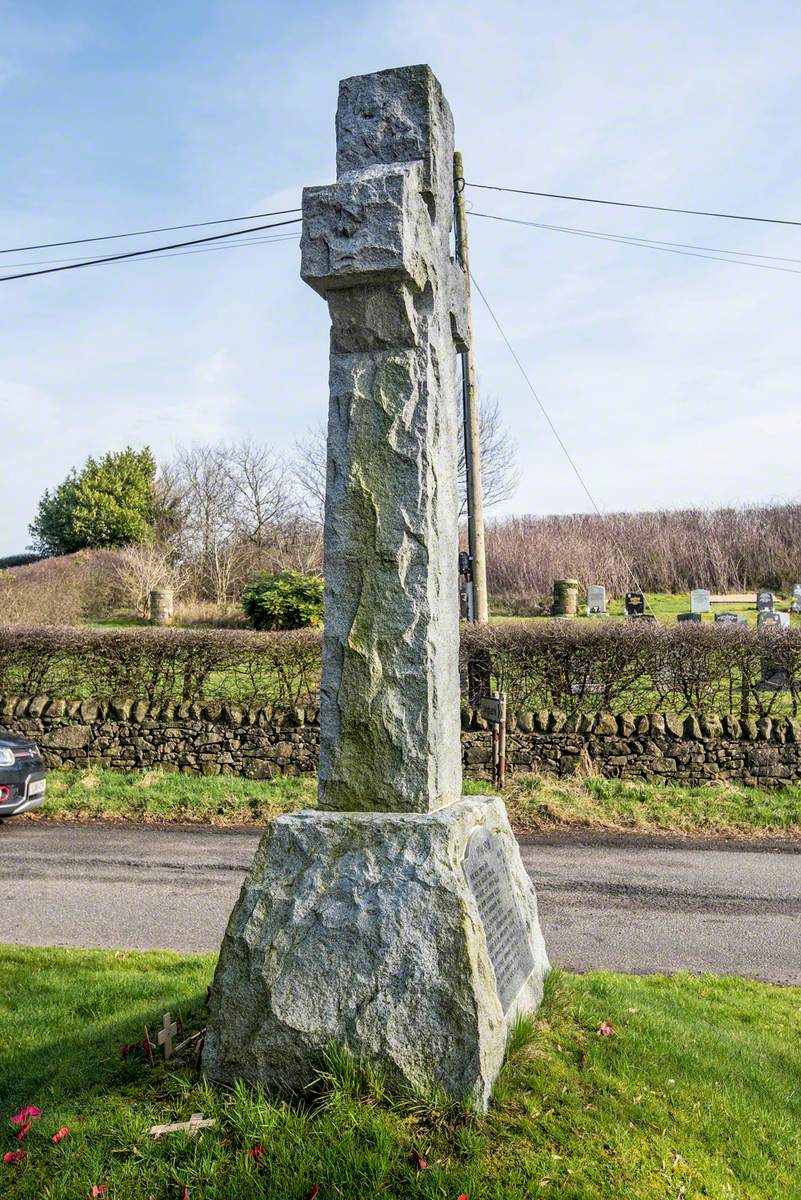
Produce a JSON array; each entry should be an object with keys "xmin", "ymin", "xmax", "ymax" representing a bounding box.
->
[
  {"xmin": 0, "ymin": 625, "xmax": 322, "ymax": 708},
  {"xmin": 0, "ymin": 622, "xmax": 799, "ymax": 718}
]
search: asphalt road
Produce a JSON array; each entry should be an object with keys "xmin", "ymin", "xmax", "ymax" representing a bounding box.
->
[{"xmin": 1, "ymin": 822, "xmax": 799, "ymax": 984}]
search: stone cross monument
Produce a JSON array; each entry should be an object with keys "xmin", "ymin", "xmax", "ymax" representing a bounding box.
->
[{"xmin": 202, "ymin": 64, "xmax": 548, "ymax": 1111}]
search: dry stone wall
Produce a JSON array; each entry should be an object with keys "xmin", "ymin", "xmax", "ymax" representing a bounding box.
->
[{"xmin": 2, "ymin": 695, "xmax": 801, "ymax": 787}]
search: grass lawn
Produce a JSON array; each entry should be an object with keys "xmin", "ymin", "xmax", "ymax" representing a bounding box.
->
[
  {"xmin": 26, "ymin": 767, "xmax": 801, "ymax": 839},
  {"xmin": 0, "ymin": 947, "xmax": 799, "ymax": 1198}
]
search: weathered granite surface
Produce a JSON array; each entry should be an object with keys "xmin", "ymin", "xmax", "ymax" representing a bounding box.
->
[
  {"xmin": 203, "ymin": 65, "xmax": 549, "ymax": 1110},
  {"xmin": 301, "ymin": 64, "xmax": 467, "ymax": 814},
  {"xmin": 202, "ymin": 796, "xmax": 548, "ymax": 1110}
]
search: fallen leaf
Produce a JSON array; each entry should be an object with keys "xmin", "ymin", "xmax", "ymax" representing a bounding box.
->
[
  {"xmin": 247, "ymin": 1145, "xmax": 264, "ymax": 1162},
  {"xmin": 598, "ymin": 1022, "xmax": 614, "ymax": 1037},
  {"xmin": 410, "ymin": 1148, "xmax": 428, "ymax": 1171},
  {"xmin": 51, "ymin": 1126, "xmax": 69, "ymax": 1144},
  {"xmin": 3, "ymin": 1150, "xmax": 27, "ymax": 1165},
  {"xmin": 17, "ymin": 1121, "xmax": 31, "ymax": 1141},
  {"xmin": 10, "ymin": 1107, "xmax": 42, "ymax": 1125}
]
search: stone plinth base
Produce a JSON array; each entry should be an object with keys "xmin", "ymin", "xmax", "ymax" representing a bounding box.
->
[{"xmin": 202, "ymin": 796, "xmax": 549, "ymax": 1111}]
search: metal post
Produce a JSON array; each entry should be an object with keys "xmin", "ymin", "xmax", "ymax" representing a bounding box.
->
[{"xmin": 453, "ymin": 150, "xmax": 489, "ymax": 624}]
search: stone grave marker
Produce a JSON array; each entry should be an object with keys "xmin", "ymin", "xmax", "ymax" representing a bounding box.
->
[
  {"xmin": 677, "ymin": 612, "xmax": 701, "ymax": 623},
  {"xmin": 792, "ymin": 584, "xmax": 801, "ymax": 613},
  {"xmin": 587, "ymin": 584, "xmax": 607, "ymax": 615},
  {"xmin": 624, "ymin": 590, "xmax": 645, "ymax": 617},
  {"xmin": 715, "ymin": 611, "xmax": 746, "ymax": 625},
  {"xmin": 202, "ymin": 65, "xmax": 548, "ymax": 1113},
  {"xmin": 757, "ymin": 590, "xmax": 775, "ymax": 613},
  {"xmin": 690, "ymin": 588, "xmax": 711, "ymax": 614},
  {"xmin": 759, "ymin": 610, "xmax": 790, "ymax": 629}
]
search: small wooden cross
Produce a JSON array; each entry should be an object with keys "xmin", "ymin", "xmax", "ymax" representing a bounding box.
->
[
  {"xmin": 158, "ymin": 1012, "xmax": 178, "ymax": 1060},
  {"xmin": 149, "ymin": 1113, "xmax": 216, "ymax": 1139}
]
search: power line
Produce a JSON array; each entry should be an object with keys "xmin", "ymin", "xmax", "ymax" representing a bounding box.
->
[
  {"xmin": 470, "ymin": 211, "xmax": 801, "ymax": 275},
  {"xmin": 469, "ymin": 268, "xmax": 653, "ymax": 605},
  {"xmin": 469, "ymin": 269, "xmax": 603, "ymax": 518},
  {"xmin": 0, "ymin": 231, "xmax": 300, "ymax": 270},
  {"xmin": 471, "ymin": 211, "xmax": 801, "ymax": 265},
  {"xmin": 0, "ymin": 207, "xmax": 302, "ymax": 256},
  {"xmin": 0, "ymin": 217, "xmax": 302, "ymax": 282},
  {"xmin": 466, "ymin": 182, "xmax": 801, "ymax": 229}
]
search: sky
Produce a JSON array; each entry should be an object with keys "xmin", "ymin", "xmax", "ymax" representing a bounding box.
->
[{"xmin": 2, "ymin": 0, "xmax": 801, "ymax": 554}]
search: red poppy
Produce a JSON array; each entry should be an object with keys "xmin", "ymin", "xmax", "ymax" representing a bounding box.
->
[
  {"xmin": 10, "ymin": 1107, "xmax": 41, "ymax": 1125},
  {"xmin": 598, "ymin": 1022, "xmax": 614, "ymax": 1037},
  {"xmin": 3, "ymin": 1150, "xmax": 27, "ymax": 1166},
  {"xmin": 91, "ymin": 1188, "xmax": 107, "ymax": 1198},
  {"xmin": 51, "ymin": 1127, "xmax": 69, "ymax": 1144},
  {"xmin": 183, "ymin": 1188, "xmax": 190, "ymax": 1200},
  {"xmin": 457, "ymin": 1195, "xmax": 469, "ymax": 1200},
  {"xmin": 308, "ymin": 1188, "xmax": 319, "ymax": 1199},
  {"xmin": 410, "ymin": 1148, "xmax": 428, "ymax": 1171},
  {"xmin": 247, "ymin": 1145, "xmax": 265, "ymax": 1161},
  {"xmin": 17, "ymin": 1121, "xmax": 31, "ymax": 1141}
]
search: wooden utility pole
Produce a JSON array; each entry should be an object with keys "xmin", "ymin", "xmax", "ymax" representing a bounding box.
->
[{"xmin": 453, "ymin": 151, "xmax": 489, "ymax": 624}]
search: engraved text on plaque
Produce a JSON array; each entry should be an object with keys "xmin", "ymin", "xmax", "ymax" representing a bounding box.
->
[{"xmin": 463, "ymin": 828, "xmax": 535, "ymax": 1013}]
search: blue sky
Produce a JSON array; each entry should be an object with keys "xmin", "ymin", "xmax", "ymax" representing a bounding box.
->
[{"xmin": 2, "ymin": 0, "xmax": 801, "ymax": 554}]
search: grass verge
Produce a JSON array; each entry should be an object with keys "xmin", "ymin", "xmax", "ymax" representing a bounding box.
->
[
  {"xmin": 23, "ymin": 767, "xmax": 801, "ymax": 840},
  {"xmin": 0, "ymin": 947, "xmax": 799, "ymax": 1198}
]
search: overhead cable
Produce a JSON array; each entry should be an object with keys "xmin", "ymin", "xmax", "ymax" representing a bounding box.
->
[
  {"xmin": 0, "ymin": 207, "xmax": 302, "ymax": 256},
  {"xmin": 466, "ymin": 182, "xmax": 801, "ymax": 228},
  {"xmin": 0, "ymin": 217, "xmax": 302, "ymax": 282},
  {"xmin": 470, "ymin": 211, "xmax": 801, "ymax": 275}
]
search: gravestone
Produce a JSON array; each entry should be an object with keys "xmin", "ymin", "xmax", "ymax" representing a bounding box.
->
[
  {"xmin": 677, "ymin": 612, "xmax": 701, "ymax": 623},
  {"xmin": 202, "ymin": 65, "xmax": 548, "ymax": 1113},
  {"xmin": 757, "ymin": 590, "xmax": 774, "ymax": 613},
  {"xmin": 792, "ymin": 584, "xmax": 801, "ymax": 613},
  {"xmin": 690, "ymin": 588, "xmax": 711, "ymax": 614},
  {"xmin": 587, "ymin": 584, "xmax": 607, "ymax": 615},
  {"xmin": 625, "ymin": 590, "xmax": 645, "ymax": 617},
  {"xmin": 715, "ymin": 611, "xmax": 746, "ymax": 626},
  {"xmin": 759, "ymin": 610, "xmax": 790, "ymax": 629}
]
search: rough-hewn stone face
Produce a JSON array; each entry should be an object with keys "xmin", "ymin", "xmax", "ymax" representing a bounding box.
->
[
  {"xmin": 202, "ymin": 796, "xmax": 548, "ymax": 1110},
  {"xmin": 301, "ymin": 65, "xmax": 465, "ymax": 814}
]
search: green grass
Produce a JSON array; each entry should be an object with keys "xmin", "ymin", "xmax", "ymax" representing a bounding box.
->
[
  {"xmin": 27, "ymin": 767, "xmax": 801, "ymax": 839},
  {"xmin": 36, "ymin": 767, "xmax": 314, "ymax": 824},
  {"xmin": 0, "ymin": 947, "xmax": 799, "ymax": 1198},
  {"xmin": 466, "ymin": 773, "xmax": 801, "ymax": 838}
]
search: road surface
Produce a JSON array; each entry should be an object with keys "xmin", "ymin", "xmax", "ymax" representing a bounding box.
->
[{"xmin": 1, "ymin": 822, "xmax": 798, "ymax": 984}]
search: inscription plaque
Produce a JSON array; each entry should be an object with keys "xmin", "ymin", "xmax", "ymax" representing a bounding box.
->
[{"xmin": 463, "ymin": 828, "xmax": 535, "ymax": 1013}]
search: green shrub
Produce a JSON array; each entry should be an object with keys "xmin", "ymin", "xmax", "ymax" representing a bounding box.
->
[{"xmin": 242, "ymin": 571, "xmax": 324, "ymax": 631}]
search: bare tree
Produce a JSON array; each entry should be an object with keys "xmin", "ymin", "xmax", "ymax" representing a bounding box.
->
[
  {"xmin": 293, "ymin": 423, "xmax": 327, "ymax": 525},
  {"xmin": 293, "ymin": 392, "xmax": 518, "ymax": 524},
  {"xmin": 224, "ymin": 440, "xmax": 296, "ymax": 546},
  {"xmin": 115, "ymin": 542, "xmax": 187, "ymax": 616},
  {"xmin": 457, "ymin": 393, "xmax": 519, "ymax": 516}
]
